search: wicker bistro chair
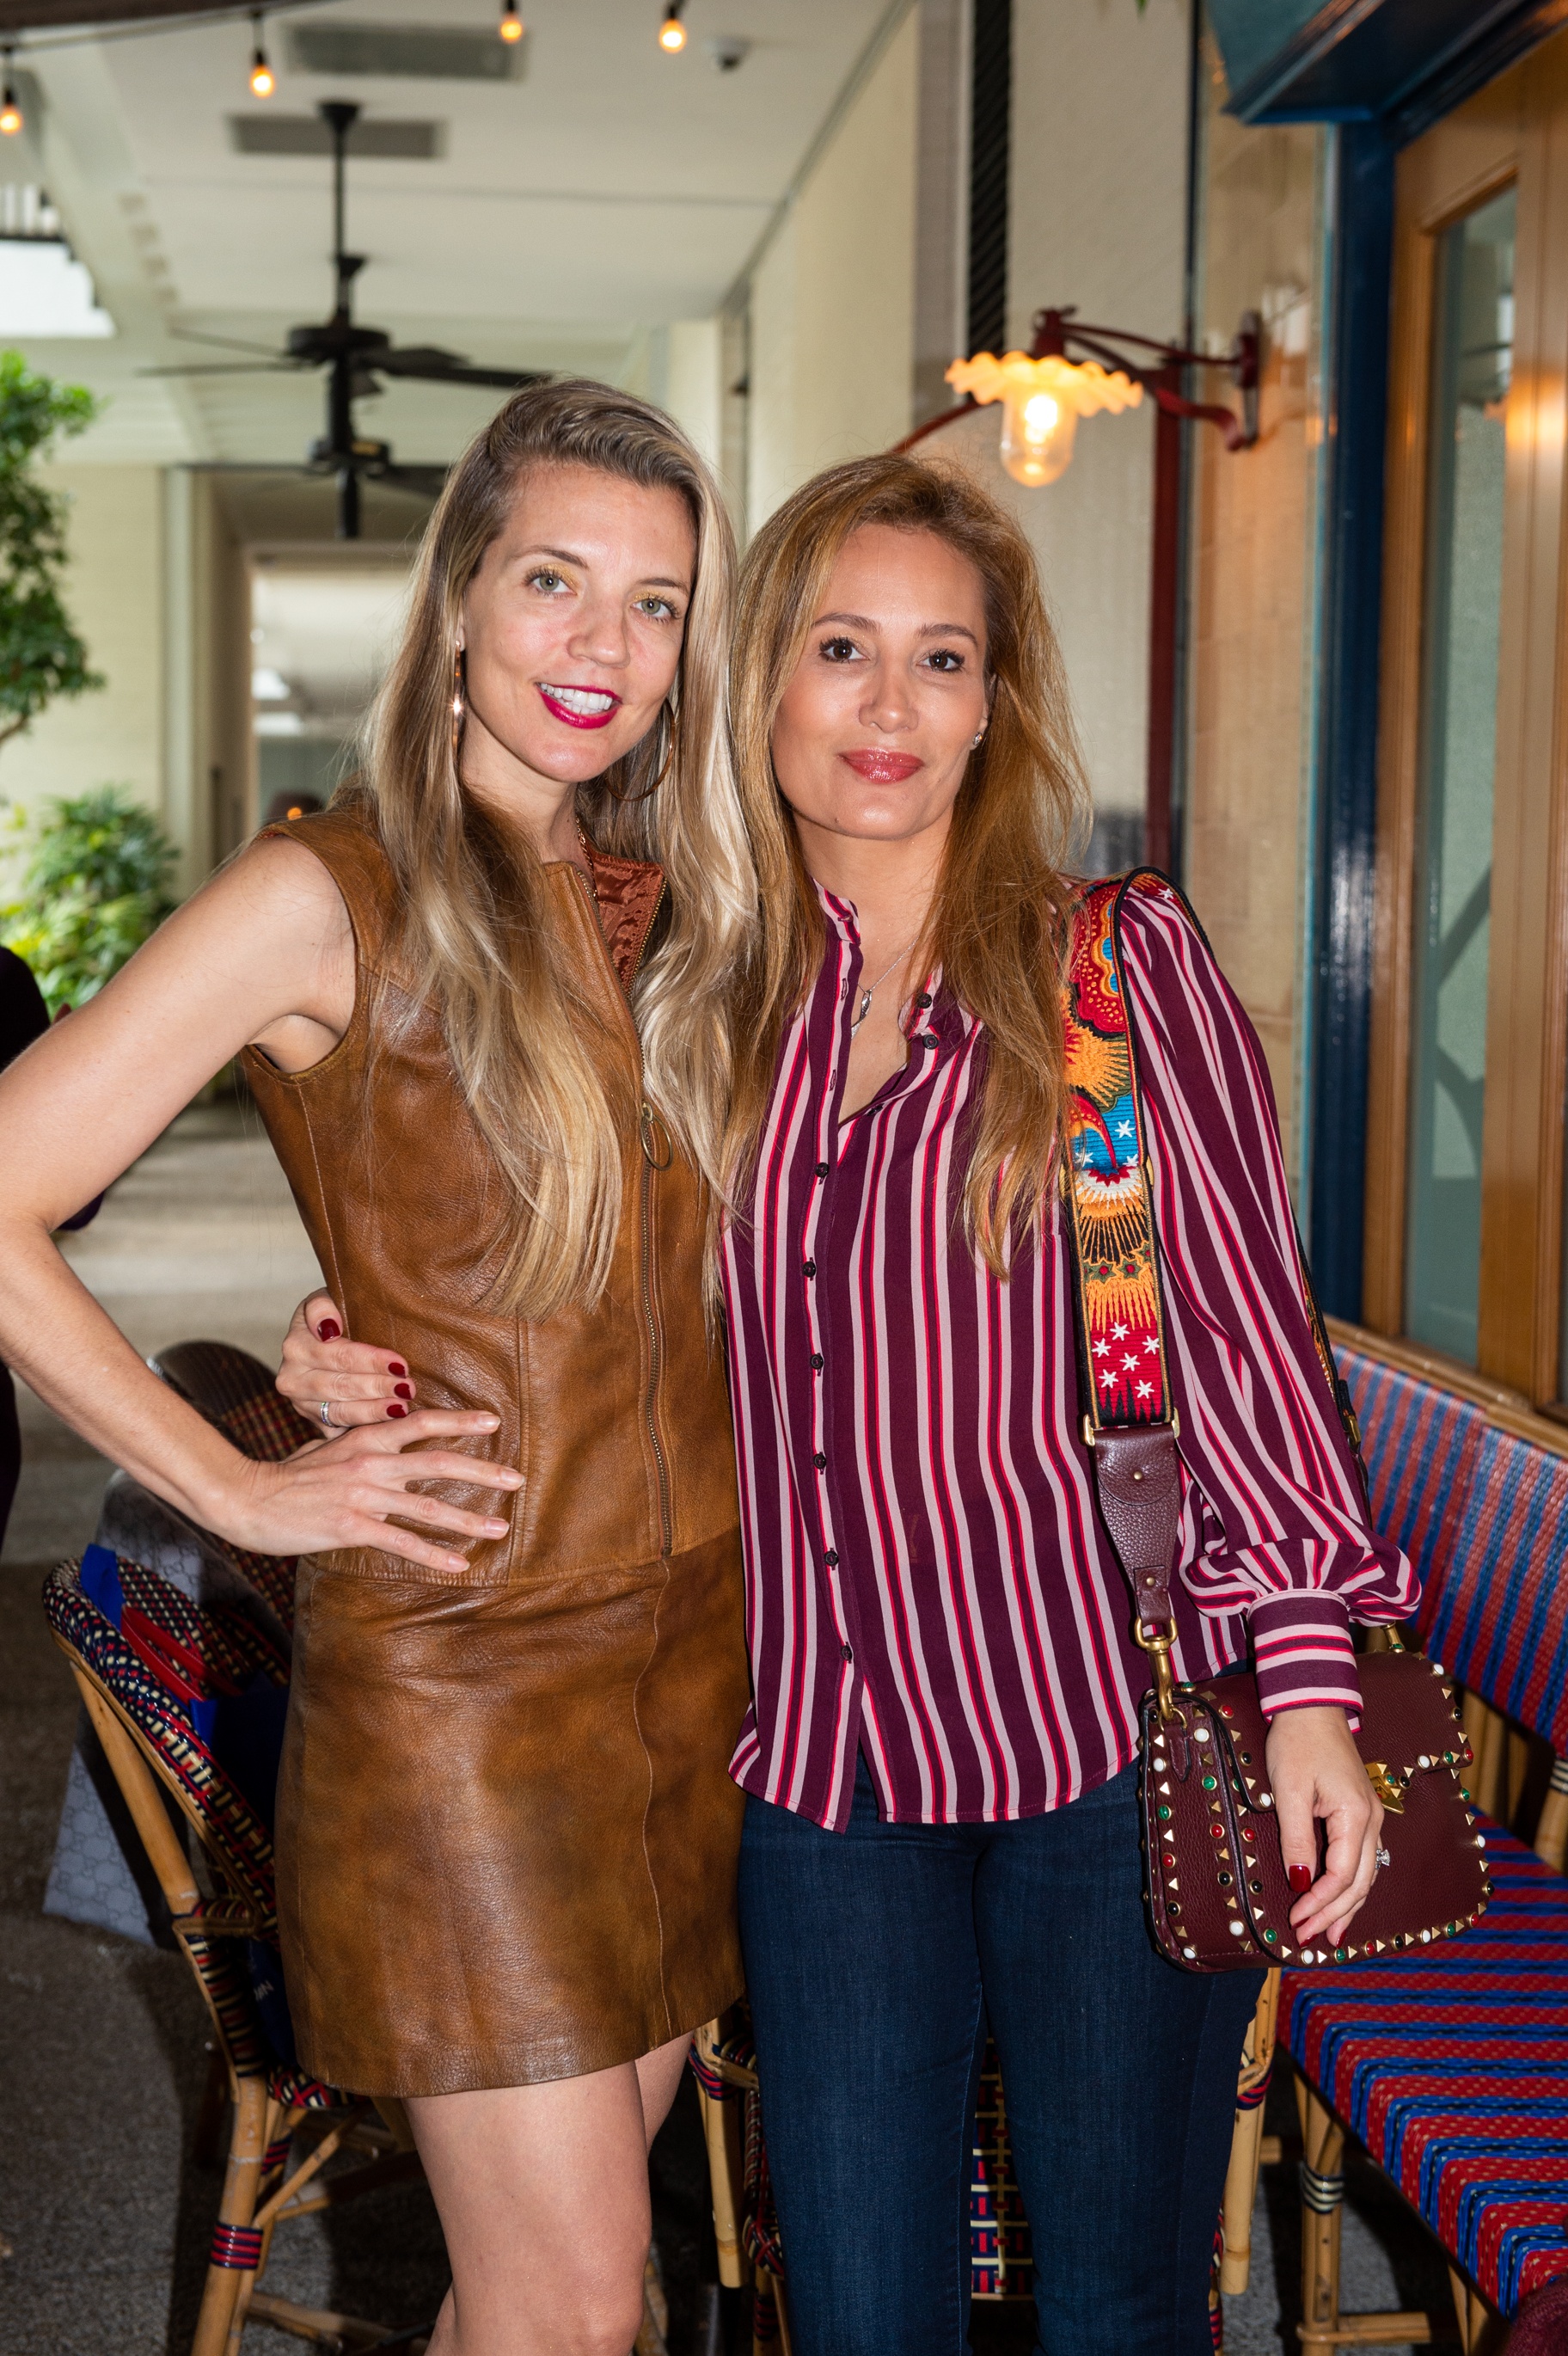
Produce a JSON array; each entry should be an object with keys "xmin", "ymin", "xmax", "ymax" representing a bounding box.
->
[
  {"xmin": 692, "ymin": 1991, "xmax": 1282, "ymax": 2350},
  {"xmin": 43, "ymin": 1546, "xmax": 426, "ymax": 2355},
  {"xmin": 1275, "ymin": 1353, "xmax": 1568, "ymax": 2353}
]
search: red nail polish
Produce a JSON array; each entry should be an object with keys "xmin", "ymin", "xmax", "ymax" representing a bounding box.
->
[
  {"xmin": 389, "ymin": 1359, "xmax": 407, "ymax": 1377},
  {"xmin": 387, "ymin": 1402, "xmax": 407, "ymax": 1419},
  {"xmin": 1288, "ymin": 1865, "xmax": 1314, "ymax": 1895},
  {"xmin": 318, "ymin": 1319, "xmax": 341, "ymax": 1341},
  {"xmin": 394, "ymin": 1382, "xmax": 413, "ymax": 1400}
]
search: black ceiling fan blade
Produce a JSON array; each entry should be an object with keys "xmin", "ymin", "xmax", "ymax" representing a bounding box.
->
[
  {"xmin": 138, "ymin": 363, "xmax": 308, "ymax": 378},
  {"xmin": 181, "ymin": 461, "xmax": 327, "ymax": 475},
  {"xmin": 376, "ymin": 353, "xmax": 551, "ymax": 390},
  {"xmin": 169, "ymin": 326, "xmax": 294, "ymax": 359},
  {"xmin": 377, "ymin": 463, "xmax": 450, "ymax": 497}
]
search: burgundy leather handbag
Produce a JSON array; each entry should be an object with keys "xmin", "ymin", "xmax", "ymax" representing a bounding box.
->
[{"xmin": 1063, "ymin": 874, "xmax": 1491, "ymax": 1972}]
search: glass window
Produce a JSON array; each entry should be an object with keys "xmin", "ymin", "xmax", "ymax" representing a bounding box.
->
[{"xmin": 1405, "ymin": 187, "xmax": 1515, "ymax": 1365}]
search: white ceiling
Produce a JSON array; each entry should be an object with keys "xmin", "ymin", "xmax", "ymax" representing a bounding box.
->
[{"xmin": 0, "ymin": 0, "xmax": 885, "ymax": 466}]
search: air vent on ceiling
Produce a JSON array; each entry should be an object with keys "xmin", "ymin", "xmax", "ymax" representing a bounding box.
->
[
  {"xmin": 285, "ymin": 21, "xmax": 524, "ymax": 80},
  {"xmin": 228, "ymin": 114, "xmax": 442, "ymax": 158}
]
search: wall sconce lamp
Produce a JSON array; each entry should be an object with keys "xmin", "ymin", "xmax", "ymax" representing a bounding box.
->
[
  {"xmin": 946, "ymin": 306, "xmax": 1259, "ymax": 488},
  {"xmin": 903, "ymin": 306, "xmax": 1259, "ymax": 874}
]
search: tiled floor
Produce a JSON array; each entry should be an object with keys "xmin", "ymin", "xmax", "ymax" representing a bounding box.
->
[{"xmin": 0, "ymin": 1098, "xmax": 1455, "ymax": 2354}]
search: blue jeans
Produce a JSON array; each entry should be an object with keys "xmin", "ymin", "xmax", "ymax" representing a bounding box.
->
[{"xmin": 738, "ymin": 1757, "xmax": 1263, "ymax": 2355}]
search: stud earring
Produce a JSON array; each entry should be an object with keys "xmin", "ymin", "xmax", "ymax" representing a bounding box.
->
[
  {"xmin": 450, "ymin": 647, "xmax": 466, "ymax": 761},
  {"xmin": 971, "ymin": 727, "xmax": 986, "ymax": 749}
]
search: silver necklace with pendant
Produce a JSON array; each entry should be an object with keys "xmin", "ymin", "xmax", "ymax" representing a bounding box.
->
[{"xmin": 851, "ymin": 940, "xmax": 918, "ymax": 1031}]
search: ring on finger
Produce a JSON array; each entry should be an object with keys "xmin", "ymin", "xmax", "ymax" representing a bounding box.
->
[
  {"xmin": 1375, "ymin": 1845, "xmax": 1391, "ymax": 1869},
  {"xmin": 317, "ymin": 1398, "xmax": 338, "ymax": 1431}
]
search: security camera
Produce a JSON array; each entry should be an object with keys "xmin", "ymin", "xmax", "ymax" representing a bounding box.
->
[{"xmin": 707, "ymin": 34, "xmax": 750, "ymax": 69}]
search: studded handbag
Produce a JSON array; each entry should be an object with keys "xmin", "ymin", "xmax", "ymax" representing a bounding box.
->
[{"xmin": 1062, "ymin": 872, "xmax": 1491, "ymax": 1972}]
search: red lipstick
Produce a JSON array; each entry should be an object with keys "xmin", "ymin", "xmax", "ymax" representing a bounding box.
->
[
  {"xmin": 538, "ymin": 683, "xmax": 622, "ymax": 731},
  {"xmin": 841, "ymin": 748, "xmax": 923, "ymax": 783}
]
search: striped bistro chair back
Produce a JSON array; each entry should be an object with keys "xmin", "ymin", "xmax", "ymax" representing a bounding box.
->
[
  {"xmin": 1334, "ymin": 1343, "xmax": 1485, "ymax": 1586},
  {"xmin": 149, "ymin": 1341, "xmax": 317, "ymax": 1630},
  {"xmin": 1415, "ymin": 1424, "xmax": 1568, "ymax": 1754},
  {"xmin": 42, "ymin": 1547, "xmax": 426, "ymax": 2354},
  {"xmin": 1282, "ymin": 1371, "xmax": 1568, "ymax": 2349}
]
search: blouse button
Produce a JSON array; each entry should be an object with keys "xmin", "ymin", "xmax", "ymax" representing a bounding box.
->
[
  {"xmin": 824, "ymin": 1549, "xmax": 839, "ymax": 1566},
  {"xmin": 812, "ymin": 1451, "xmax": 828, "ymax": 1470},
  {"xmin": 915, "ymin": 991, "xmax": 934, "ymax": 1009},
  {"xmin": 815, "ymin": 1162, "xmax": 830, "ymax": 1179},
  {"xmin": 841, "ymin": 1642, "xmax": 854, "ymax": 1664},
  {"xmin": 810, "ymin": 1353, "xmax": 824, "ymax": 1371},
  {"xmin": 803, "ymin": 1259, "xmax": 817, "ymax": 1278}
]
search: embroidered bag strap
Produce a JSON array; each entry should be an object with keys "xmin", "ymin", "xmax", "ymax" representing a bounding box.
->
[
  {"xmin": 1059, "ymin": 870, "xmax": 1185, "ymax": 1703},
  {"xmin": 1061, "ymin": 867, "xmax": 1368, "ymax": 1711}
]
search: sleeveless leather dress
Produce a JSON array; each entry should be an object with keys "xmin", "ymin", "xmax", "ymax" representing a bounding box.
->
[{"xmin": 242, "ymin": 803, "xmax": 749, "ymax": 2098}]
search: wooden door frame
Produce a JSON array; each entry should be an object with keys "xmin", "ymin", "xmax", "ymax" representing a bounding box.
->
[{"xmin": 1362, "ymin": 35, "xmax": 1568, "ymax": 1402}]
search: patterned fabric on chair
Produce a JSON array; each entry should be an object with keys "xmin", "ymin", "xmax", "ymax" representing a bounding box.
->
[
  {"xmin": 42, "ymin": 1548, "xmax": 425, "ymax": 2354},
  {"xmin": 1283, "ymin": 1828, "xmax": 1568, "ymax": 2315},
  {"xmin": 1333, "ymin": 1344, "xmax": 1485, "ymax": 1588},
  {"xmin": 1414, "ymin": 1424, "xmax": 1568, "ymax": 1751}
]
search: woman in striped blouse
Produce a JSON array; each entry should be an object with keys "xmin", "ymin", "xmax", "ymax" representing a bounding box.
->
[
  {"xmin": 712, "ymin": 455, "xmax": 1413, "ymax": 2354},
  {"xmin": 282, "ymin": 451, "xmax": 1415, "ymax": 2352}
]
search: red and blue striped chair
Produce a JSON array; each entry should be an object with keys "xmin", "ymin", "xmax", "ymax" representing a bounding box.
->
[
  {"xmin": 42, "ymin": 1546, "xmax": 425, "ymax": 2356},
  {"xmin": 1282, "ymin": 1359, "xmax": 1568, "ymax": 2353},
  {"xmin": 1332, "ymin": 1341, "xmax": 1486, "ymax": 1587}
]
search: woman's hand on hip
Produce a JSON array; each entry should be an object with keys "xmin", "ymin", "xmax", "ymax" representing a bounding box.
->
[
  {"xmin": 279, "ymin": 1291, "xmax": 420, "ymax": 1426},
  {"xmin": 1265, "ymin": 1704, "xmax": 1383, "ymax": 1948},
  {"xmin": 225, "ymin": 1409, "xmax": 521, "ymax": 1575}
]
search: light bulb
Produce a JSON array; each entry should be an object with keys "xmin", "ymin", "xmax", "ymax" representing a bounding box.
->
[
  {"xmin": 1001, "ymin": 387, "xmax": 1078, "ymax": 487},
  {"xmin": 499, "ymin": 2, "xmax": 524, "ymax": 40},
  {"xmin": 658, "ymin": 10, "xmax": 687, "ymax": 52},
  {"xmin": 0, "ymin": 89, "xmax": 21, "ymax": 137},
  {"xmin": 248, "ymin": 15, "xmax": 273, "ymax": 97}
]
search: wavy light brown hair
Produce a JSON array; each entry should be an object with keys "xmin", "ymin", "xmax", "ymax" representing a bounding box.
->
[
  {"xmin": 720, "ymin": 453, "xmax": 1090, "ymax": 1274},
  {"xmin": 352, "ymin": 378, "xmax": 751, "ymax": 1319}
]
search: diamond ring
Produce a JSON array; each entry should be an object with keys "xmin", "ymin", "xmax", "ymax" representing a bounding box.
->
[
  {"xmin": 1375, "ymin": 1846, "xmax": 1391, "ymax": 1869},
  {"xmin": 317, "ymin": 1398, "xmax": 337, "ymax": 1430}
]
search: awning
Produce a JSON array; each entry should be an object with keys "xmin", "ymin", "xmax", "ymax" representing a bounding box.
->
[{"xmin": 1205, "ymin": 0, "xmax": 1561, "ymax": 139}]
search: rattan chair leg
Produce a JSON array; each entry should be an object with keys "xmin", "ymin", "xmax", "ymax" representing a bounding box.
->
[
  {"xmin": 694, "ymin": 2055, "xmax": 745, "ymax": 2292},
  {"xmin": 193, "ymin": 2072, "xmax": 270, "ymax": 2356},
  {"xmin": 1220, "ymin": 1971, "xmax": 1280, "ymax": 2297},
  {"xmin": 1298, "ymin": 2087, "xmax": 1345, "ymax": 2349}
]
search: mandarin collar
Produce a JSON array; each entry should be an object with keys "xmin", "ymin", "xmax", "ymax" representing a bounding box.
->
[{"xmin": 813, "ymin": 879, "xmax": 971, "ymax": 1059}]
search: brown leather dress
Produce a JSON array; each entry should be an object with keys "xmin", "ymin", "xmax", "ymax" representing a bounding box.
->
[{"xmin": 242, "ymin": 804, "xmax": 749, "ymax": 2099}]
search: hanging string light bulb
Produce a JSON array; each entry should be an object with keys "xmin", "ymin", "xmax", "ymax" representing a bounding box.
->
[
  {"xmin": 499, "ymin": 1, "xmax": 524, "ymax": 42},
  {"xmin": 248, "ymin": 12, "xmax": 275, "ymax": 97},
  {"xmin": 0, "ymin": 52, "xmax": 22, "ymax": 138},
  {"xmin": 658, "ymin": 2, "xmax": 687, "ymax": 52}
]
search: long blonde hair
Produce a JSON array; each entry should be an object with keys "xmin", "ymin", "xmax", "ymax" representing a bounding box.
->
[
  {"xmin": 354, "ymin": 379, "xmax": 752, "ymax": 1319},
  {"xmin": 721, "ymin": 454, "xmax": 1090, "ymax": 1274}
]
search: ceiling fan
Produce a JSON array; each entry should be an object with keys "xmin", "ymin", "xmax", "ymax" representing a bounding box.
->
[{"xmin": 147, "ymin": 99, "xmax": 548, "ymax": 538}]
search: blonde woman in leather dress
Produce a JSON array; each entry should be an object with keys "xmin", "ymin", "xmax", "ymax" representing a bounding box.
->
[{"xmin": 0, "ymin": 383, "xmax": 753, "ymax": 2356}]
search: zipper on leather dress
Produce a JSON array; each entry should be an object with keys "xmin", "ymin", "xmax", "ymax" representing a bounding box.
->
[
  {"xmin": 567, "ymin": 862, "xmax": 677, "ymax": 1562},
  {"xmin": 639, "ymin": 1109, "xmax": 674, "ymax": 1559}
]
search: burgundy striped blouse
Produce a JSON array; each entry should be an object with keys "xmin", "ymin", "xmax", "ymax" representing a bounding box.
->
[{"xmin": 720, "ymin": 877, "xmax": 1417, "ymax": 1833}]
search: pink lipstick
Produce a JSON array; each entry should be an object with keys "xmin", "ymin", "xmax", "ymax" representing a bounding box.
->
[
  {"xmin": 538, "ymin": 683, "xmax": 622, "ymax": 730},
  {"xmin": 841, "ymin": 748, "xmax": 923, "ymax": 783}
]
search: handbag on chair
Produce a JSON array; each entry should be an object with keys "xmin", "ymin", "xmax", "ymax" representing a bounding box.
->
[{"xmin": 1061, "ymin": 871, "xmax": 1491, "ymax": 1972}]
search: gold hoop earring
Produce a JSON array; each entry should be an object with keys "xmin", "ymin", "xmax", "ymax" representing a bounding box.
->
[
  {"xmin": 604, "ymin": 696, "xmax": 677, "ymax": 806},
  {"xmin": 450, "ymin": 647, "xmax": 466, "ymax": 763}
]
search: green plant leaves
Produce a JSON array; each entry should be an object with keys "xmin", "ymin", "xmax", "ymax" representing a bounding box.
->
[{"xmin": 2, "ymin": 786, "xmax": 176, "ymax": 1013}]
